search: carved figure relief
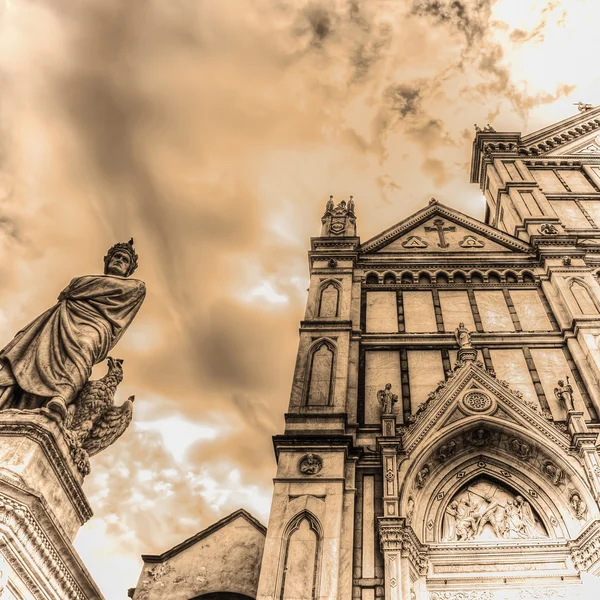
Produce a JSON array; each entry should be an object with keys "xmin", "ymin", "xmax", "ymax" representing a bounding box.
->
[
  {"xmin": 542, "ymin": 461, "xmax": 565, "ymax": 486},
  {"xmin": 298, "ymin": 453, "xmax": 323, "ymax": 475},
  {"xmin": 401, "ymin": 236, "xmax": 428, "ymax": 248},
  {"xmin": 458, "ymin": 235, "xmax": 485, "ymax": 248},
  {"xmin": 508, "ymin": 437, "xmax": 533, "ymax": 461},
  {"xmin": 466, "ymin": 427, "xmax": 494, "ymax": 447},
  {"xmin": 406, "ymin": 496, "xmax": 415, "ymax": 524},
  {"xmin": 415, "ymin": 464, "xmax": 431, "ymax": 489},
  {"xmin": 377, "ymin": 383, "xmax": 398, "ymax": 415},
  {"xmin": 442, "ymin": 478, "xmax": 547, "ymax": 542},
  {"xmin": 569, "ymin": 491, "xmax": 588, "ymax": 520},
  {"xmin": 437, "ymin": 440, "xmax": 457, "ymax": 463},
  {"xmin": 318, "ymin": 283, "xmax": 340, "ymax": 318}
]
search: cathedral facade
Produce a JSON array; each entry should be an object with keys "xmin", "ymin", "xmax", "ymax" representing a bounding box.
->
[{"xmin": 131, "ymin": 108, "xmax": 600, "ymax": 600}]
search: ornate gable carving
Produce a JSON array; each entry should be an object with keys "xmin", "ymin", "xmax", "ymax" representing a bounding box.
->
[{"xmin": 360, "ymin": 204, "xmax": 530, "ymax": 255}]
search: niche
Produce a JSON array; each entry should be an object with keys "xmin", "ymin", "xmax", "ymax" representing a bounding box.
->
[
  {"xmin": 306, "ymin": 341, "xmax": 335, "ymax": 406},
  {"xmin": 318, "ymin": 282, "xmax": 339, "ymax": 318}
]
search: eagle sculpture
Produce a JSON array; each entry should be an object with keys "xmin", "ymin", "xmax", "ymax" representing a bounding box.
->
[{"xmin": 63, "ymin": 356, "xmax": 135, "ymax": 475}]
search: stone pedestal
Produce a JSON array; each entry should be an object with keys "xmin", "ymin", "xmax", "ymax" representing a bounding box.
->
[{"xmin": 0, "ymin": 410, "xmax": 104, "ymax": 600}]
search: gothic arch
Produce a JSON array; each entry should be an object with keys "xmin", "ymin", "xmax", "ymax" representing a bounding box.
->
[
  {"xmin": 383, "ymin": 271, "xmax": 397, "ymax": 284},
  {"xmin": 316, "ymin": 280, "xmax": 341, "ymax": 318},
  {"xmin": 568, "ymin": 277, "xmax": 600, "ymax": 314},
  {"xmin": 304, "ymin": 339, "xmax": 336, "ymax": 406},
  {"xmin": 399, "ymin": 416, "xmax": 595, "ymax": 543},
  {"xmin": 278, "ymin": 511, "xmax": 322, "ymax": 600}
]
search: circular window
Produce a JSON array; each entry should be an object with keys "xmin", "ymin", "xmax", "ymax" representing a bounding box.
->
[{"xmin": 463, "ymin": 391, "xmax": 493, "ymax": 412}]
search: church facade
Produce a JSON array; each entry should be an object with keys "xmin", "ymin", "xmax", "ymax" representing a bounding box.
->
[{"xmin": 131, "ymin": 108, "xmax": 600, "ymax": 600}]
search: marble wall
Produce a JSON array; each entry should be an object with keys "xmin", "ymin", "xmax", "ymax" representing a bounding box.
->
[{"xmin": 366, "ymin": 292, "xmax": 398, "ymax": 333}]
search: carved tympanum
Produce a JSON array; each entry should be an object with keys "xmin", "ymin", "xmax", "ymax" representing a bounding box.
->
[
  {"xmin": 298, "ymin": 453, "xmax": 323, "ymax": 475},
  {"xmin": 442, "ymin": 478, "xmax": 547, "ymax": 542}
]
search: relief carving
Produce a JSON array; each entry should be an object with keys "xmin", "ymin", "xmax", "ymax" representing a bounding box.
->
[
  {"xmin": 542, "ymin": 461, "xmax": 565, "ymax": 486},
  {"xmin": 437, "ymin": 440, "xmax": 457, "ymax": 463},
  {"xmin": 442, "ymin": 478, "xmax": 547, "ymax": 542},
  {"xmin": 569, "ymin": 491, "xmax": 588, "ymax": 520},
  {"xmin": 458, "ymin": 235, "xmax": 485, "ymax": 248},
  {"xmin": 539, "ymin": 223, "xmax": 559, "ymax": 235},
  {"xmin": 465, "ymin": 427, "xmax": 494, "ymax": 447},
  {"xmin": 415, "ymin": 464, "xmax": 431, "ymax": 489},
  {"xmin": 298, "ymin": 453, "xmax": 323, "ymax": 475},
  {"xmin": 430, "ymin": 591, "xmax": 494, "ymax": 600},
  {"xmin": 508, "ymin": 437, "xmax": 533, "ymax": 461}
]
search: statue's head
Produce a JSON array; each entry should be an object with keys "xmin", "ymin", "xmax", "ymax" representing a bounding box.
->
[
  {"xmin": 385, "ymin": 383, "xmax": 392, "ymax": 390},
  {"xmin": 557, "ymin": 379, "xmax": 565, "ymax": 386},
  {"xmin": 104, "ymin": 238, "xmax": 139, "ymax": 277}
]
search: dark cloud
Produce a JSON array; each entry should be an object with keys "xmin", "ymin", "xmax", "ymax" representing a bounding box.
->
[
  {"xmin": 411, "ymin": 0, "xmax": 493, "ymax": 42},
  {"xmin": 386, "ymin": 83, "xmax": 423, "ymax": 117}
]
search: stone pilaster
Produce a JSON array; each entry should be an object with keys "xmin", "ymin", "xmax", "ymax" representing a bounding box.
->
[
  {"xmin": 567, "ymin": 411, "xmax": 600, "ymax": 503},
  {"xmin": 378, "ymin": 519, "xmax": 427, "ymax": 600}
]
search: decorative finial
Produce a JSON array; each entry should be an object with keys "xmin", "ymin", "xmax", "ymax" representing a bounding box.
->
[
  {"xmin": 483, "ymin": 124, "xmax": 495, "ymax": 132},
  {"xmin": 474, "ymin": 124, "xmax": 482, "ymax": 132},
  {"xmin": 574, "ymin": 102, "xmax": 593, "ymax": 113},
  {"xmin": 429, "ymin": 197, "xmax": 437, "ymax": 205}
]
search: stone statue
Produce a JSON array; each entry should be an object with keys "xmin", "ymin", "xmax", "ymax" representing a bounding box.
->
[
  {"xmin": 377, "ymin": 383, "xmax": 398, "ymax": 415},
  {"xmin": 64, "ymin": 357, "xmax": 135, "ymax": 475},
  {"xmin": 483, "ymin": 124, "xmax": 496, "ymax": 132},
  {"xmin": 415, "ymin": 463, "xmax": 431, "ymax": 489},
  {"xmin": 347, "ymin": 195, "xmax": 355, "ymax": 213},
  {"xmin": 554, "ymin": 378, "xmax": 575, "ymax": 411},
  {"xmin": 443, "ymin": 501, "xmax": 458, "ymax": 541},
  {"xmin": 574, "ymin": 101, "xmax": 593, "ymax": 113},
  {"xmin": 454, "ymin": 322, "xmax": 473, "ymax": 348},
  {"xmin": 0, "ymin": 239, "xmax": 145, "ymax": 419},
  {"xmin": 325, "ymin": 195, "xmax": 334, "ymax": 212},
  {"xmin": 515, "ymin": 496, "xmax": 542, "ymax": 537}
]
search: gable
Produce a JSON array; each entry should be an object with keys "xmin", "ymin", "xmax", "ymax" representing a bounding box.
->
[
  {"xmin": 360, "ymin": 202, "xmax": 530, "ymax": 254},
  {"xmin": 379, "ymin": 216, "xmax": 509, "ymax": 253}
]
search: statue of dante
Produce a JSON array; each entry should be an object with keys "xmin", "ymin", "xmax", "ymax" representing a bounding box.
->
[{"xmin": 0, "ymin": 239, "xmax": 145, "ymax": 419}]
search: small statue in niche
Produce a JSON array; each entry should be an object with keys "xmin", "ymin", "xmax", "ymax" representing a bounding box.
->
[
  {"xmin": 570, "ymin": 492, "xmax": 588, "ymax": 520},
  {"xmin": 554, "ymin": 377, "xmax": 575, "ymax": 411},
  {"xmin": 0, "ymin": 239, "xmax": 145, "ymax": 419},
  {"xmin": 454, "ymin": 322, "xmax": 473, "ymax": 349},
  {"xmin": 377, "ymin": 383, "xmax": 398, "ymax": 416},
  {"xmin": 299, "ymin": 453, "xmax": 323, "ymax": 475},
  {"xmin": 542, "ymin": 461, "xmax": 565, "ymax": 486}
]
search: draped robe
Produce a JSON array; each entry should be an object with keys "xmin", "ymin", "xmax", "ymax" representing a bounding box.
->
[{"xmin": 0, "ymin": 274, "xmax": 145, "ymax": 408}]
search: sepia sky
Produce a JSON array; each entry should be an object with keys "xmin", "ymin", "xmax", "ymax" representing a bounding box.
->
[{"xmin": 0, "ymin": 0, "xmax": 599, "ymax": 597}]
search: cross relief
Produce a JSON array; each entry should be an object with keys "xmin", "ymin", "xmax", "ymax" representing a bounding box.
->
[{"xmin": 424, "ymin": 218, "xmax": 456, "ymax": 248}]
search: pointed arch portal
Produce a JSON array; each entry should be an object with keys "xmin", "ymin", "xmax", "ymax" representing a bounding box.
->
[{"xmin": 377, "ymin": 361, "xmax": 600, "ymax": 600}]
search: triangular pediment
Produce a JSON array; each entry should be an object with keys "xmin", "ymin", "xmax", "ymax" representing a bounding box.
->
[
  {"xmin": 360, "ymin": 202, "xmax": 530, "ymax": 254},
  {"xmin": 401, "ymin": 361, "xmax": 570, "ymax": 456},
  {"xmin": 520, "ymin": 105, "xmax": 600, "ymax": 157}
]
